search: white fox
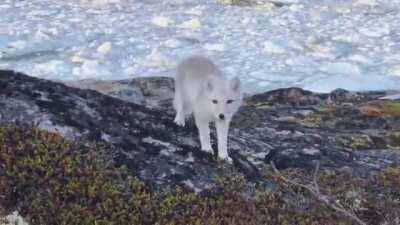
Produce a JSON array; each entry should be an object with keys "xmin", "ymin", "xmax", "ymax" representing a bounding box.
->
[{"xmin": 173, "ymin": 56, "xmax": 243, "ymax": 162}]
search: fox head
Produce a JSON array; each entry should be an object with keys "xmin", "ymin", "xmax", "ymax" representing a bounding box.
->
[{"xmin": 203, "ymin": 77, "xmax": 243, "ymax": 122}]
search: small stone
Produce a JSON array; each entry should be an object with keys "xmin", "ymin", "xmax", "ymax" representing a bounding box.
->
[{"xmin": 302, "ymin": 147, "xmax": 321, "ymax": 156}]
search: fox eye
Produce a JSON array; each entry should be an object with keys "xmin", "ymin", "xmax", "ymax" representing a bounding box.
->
[
  {"xmin": 212, "ymin": 100, "xmax": 218, "ymax": 104},
  {"xmin": 227, "ymin": 99, "xmax": 234, "ymax": 104}
]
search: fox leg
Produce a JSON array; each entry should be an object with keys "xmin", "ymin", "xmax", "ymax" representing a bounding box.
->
[
  {"xmin": 216, "ymin": 120, "xmax": 232, "ymax": 162},
  {"xmin": 173, "ymin": 88, "xmax": 186, "ymax": 126},
  {"xmin": 194, "ymin": 116, "xmax": 213, "ymax": 153}
]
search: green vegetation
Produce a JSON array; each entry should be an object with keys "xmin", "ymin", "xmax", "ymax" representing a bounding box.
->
[
  {"xmin": 389, "ymin": 132, "xmax": 400, "ymax": 149},
  {"xmin": 1, "ymin": 125, "xmax": 399, "ymax": 225},
  {"xmin": 301, "ymin": 115, "xmax": 322, "ymax": 128},
  {"xmin": 382, "ymin": 101, "xmax": 400, "ymax": 117},
  {"xmin": 358, "ymin": 100, "xmax": 400, "ymax": 117}
]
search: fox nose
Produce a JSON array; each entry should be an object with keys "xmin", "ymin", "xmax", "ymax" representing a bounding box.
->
[{"xmin": 219, "ymin": 114, "xmax": 225, "ymax": 120}]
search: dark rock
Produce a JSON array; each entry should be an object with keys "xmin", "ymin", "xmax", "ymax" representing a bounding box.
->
[
  {"xmin": 1, "ymin": 70, "xmax": 399, "ymax": 191},
  {"xmin": 64, "ymin": 77, "xmax": 174, "ymax": 109}
]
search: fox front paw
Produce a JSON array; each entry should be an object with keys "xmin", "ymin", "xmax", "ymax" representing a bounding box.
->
[
  {"xmin": 174, "ymin": 115, "xmax": 185, "ymax": 126},
  {"xmin": 201, "ymin": 148, "xmax": 213, "ymax": 154},
  {"xmin": 219, "ymin": 154, "xmax": 233, "ymax": 164}
]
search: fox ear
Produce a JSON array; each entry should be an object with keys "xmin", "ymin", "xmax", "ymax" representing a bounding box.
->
[
  {"xmin": 204, "ymin": 80, "xmax": 213, "ymax": 91},
  {"xmin": 230, "ymin": 77, "xmax": 240, "ymax": 91}
]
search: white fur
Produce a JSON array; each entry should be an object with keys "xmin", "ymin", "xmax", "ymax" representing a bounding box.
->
[{"xmin": 173, "ymin": 56, "xmax": 243, "ymax": 162}]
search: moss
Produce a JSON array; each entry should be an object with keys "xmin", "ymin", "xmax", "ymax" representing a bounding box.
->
[
  {"xmin": 358, "ymin": 101, "xmax": 400, "ymax": 117},
  {"xmin": 349, "ymin": 135, "xmax": 373, "ymax": 150},
  {"xmin": 381, "ymin": 101, "xmax": 400, "ymax": 117},
  {"xmin": 318, "ymin": 106, "xmax": 337, "ymax": 114},
  {"xmin": 358, "ymin": 105, "xmax": 382, "ymax": 117},
  {"xmin": 1, "ymin": 125, "xmax": 399, "ymax": 225},
  {"xmin": 301, "ymin": 115, "xmax": 322, "ymax": 128},
  {"xmin": 378, "ymin": 167, "xmax": 400, "ymax": 190},
  {"xmin": 388, "ymin": 132, "xmax": 400, "ymax": 149},
  {"xmin": 0, "ymin": 126, "xmax": 155, "ymax": 225}
]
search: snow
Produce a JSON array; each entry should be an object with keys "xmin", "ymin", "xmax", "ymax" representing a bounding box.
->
[{"xmin": 0, "ymin": 0, "xmax": 399, "ymax": 93}]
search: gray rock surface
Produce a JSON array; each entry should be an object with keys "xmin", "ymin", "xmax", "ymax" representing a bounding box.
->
[{"xmin": 1, "ymin": 70, "xmax": 399, "ymax": 191}]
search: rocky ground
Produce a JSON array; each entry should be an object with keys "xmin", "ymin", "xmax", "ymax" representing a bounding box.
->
[{"xmin": 1, "ymin": 70, "xmax": 399, "ymax": 192}]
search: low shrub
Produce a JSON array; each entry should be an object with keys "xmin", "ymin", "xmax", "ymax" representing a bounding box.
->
[{"xmin": 1, "ymin": 125, "xmax": 399, "ymax": 225}]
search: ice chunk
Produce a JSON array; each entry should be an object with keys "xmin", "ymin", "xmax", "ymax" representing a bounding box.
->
[
  {"xmin": 263, "ymin": 41, "xmax": 286, "ymax": 54},
  {"xmin": 163, "ymin": 38, "xmax": 181, "ymax": 48},
  {"xmin": 151, "ymin": 16, "xmax": 173, "ymax": 28},
  {"xmin": 305, "ymin": 74, "xmax": 400, "ymax": 93},
  {"xmin": 184, "ymin": 7, "xmax": 203, "ymax": 16},
  {"xmin": 81, "ymin": 0, "xmax": 121, "ymax": 7},
  {"xmin": 178, "ymin": 18, "xmax": 201, "ymax": 30},
  {"xmin": 73, "ymin": 60, "xmax": 111, "ymax": 79},
  {"xmin": 359, "ymin": 24, "xmax": 390, "ymax": 37},
  {"xmin": 388, "ymin": 65, "xmax": 400, "ymax": 76},
  {"xmin": 7, "ymin": 40, "xmax": 27, "ymax": 50},
  {"xmin": 33, "ymin": 60, "xmax": 68, "ymax": 76},
  {"xmin": 136, "ymin": 51, "xmax": 176, "ymax": 68},
  {"xmin": 97, "ymin": 42, "xmax": 112, "ymax": 55},
  {"xmin": 203, "ymin": 43, "xmax": 226, "ymax": 51},
  {"xmin": 347, "ymin": 54, "xmax": 371, "ymax": 64},
  {"xmin": 332, "ymin": 33, "xmax": 362, "ymax": 44},
  {"xmin": 320, "ymin": 62, "xmax": 361, "ymax": 75},
  {"xmin": 354, "ymin": 0, "xmax": 377, "ymax": 7}
]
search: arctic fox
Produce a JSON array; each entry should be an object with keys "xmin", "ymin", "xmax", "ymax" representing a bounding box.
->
[{"xmin": 173, "ymin": 56, "xmax": 243, "ymax": 162}]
